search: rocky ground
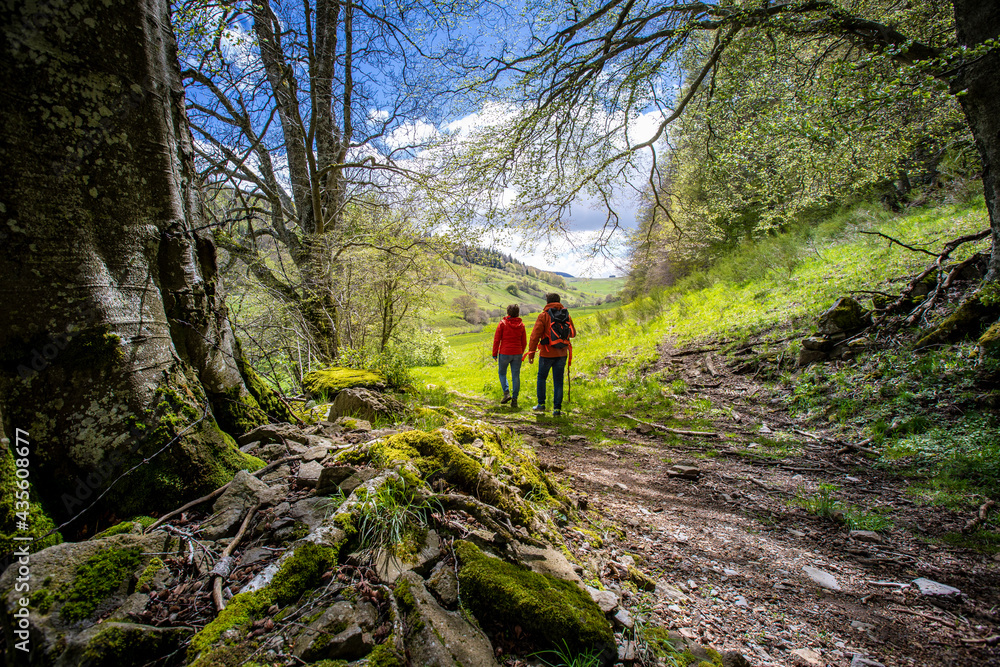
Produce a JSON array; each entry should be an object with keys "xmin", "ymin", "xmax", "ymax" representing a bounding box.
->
[{"xmin": 477, "ymin": 338, "xmax": 1000, "ymax": 667}]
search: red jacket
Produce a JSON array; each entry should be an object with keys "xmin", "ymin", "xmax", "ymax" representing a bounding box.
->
[
  {"xmin": 492, "ymin": 316, "xmax": 527, "ymax": 356},
  {"xmin": 528, "ymin": 302, "xmax": 576, "ymax": 358}
]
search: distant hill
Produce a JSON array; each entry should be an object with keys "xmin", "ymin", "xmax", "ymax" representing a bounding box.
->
[{"xmin": 426, "ymin": 254, "xmax": 624, "ymax": 334}]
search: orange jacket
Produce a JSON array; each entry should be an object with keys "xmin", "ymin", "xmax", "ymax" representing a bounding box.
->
[{"xmin": 528, "ymin": 302, "xmax": 576, "ymax": 358}]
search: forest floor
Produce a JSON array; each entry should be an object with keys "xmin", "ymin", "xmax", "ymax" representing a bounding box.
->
[{"xmin": 468, "ymin": 337, "xmax": 1000, "ymax": 667}]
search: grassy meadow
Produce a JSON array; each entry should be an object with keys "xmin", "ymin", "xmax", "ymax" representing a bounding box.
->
[{"xmin": 412, "ymin": 199, "xmax": 1000, "ymax": 536}]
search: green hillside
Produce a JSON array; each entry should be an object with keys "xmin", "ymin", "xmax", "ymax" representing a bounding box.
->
[{"xmin": 423, "ymin": 259, "xmax": 624, "ymax": 334}]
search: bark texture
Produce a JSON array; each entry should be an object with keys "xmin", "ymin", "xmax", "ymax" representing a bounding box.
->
[
  {"xmin": 952, "ymin": 0, "xmax": 1000, "ymax": 282},
  {"xmin": 0, "ymin": 0, "xmax": 282, "ymax": 531}
]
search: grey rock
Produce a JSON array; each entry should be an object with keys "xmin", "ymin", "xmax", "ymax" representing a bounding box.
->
[
  {"xmin": 802, "ymin": 565, "xmax": 841, "ymax": 591},
  {"xmin": 654, "ymin": 582, "xmax": 688, "ymax": 603},
  {"xmin": 260, "ymin": 463, "xmax": 291, "ymax": 484},
  {"xmin": 238, "ymin": 423, "xmax": 311, "ymax": 447},
  {"xmin": 613, "ymin": 607, "xmax": 634, "ymax": 629},
  {"xmin": 339, "ymin": 468, "xmax": 380, "ymax": 495},
  {"xmin": 0, "ymin": 533, "xmax": 180, "ymax": 666},
  {"xmin": 667, "ymin": 465, "xmax": 701, "ymax": 480},
  {"xmin": 373, "ymin": 530, "xmax": 442, "ymax": 582},
  {"xmin": 617, "ymin": 640, "xmax": 637, "ymax": 662},
  {"xmin": 297, "ymin": 460, "xmax": 324, "ymax": 488},
  {"xmin": 293, "ymin": 600, "xmax": 377, "ymax": 661},
  {"xmin": 334, "ymin": 415, "xmax": 373, "ymax": 431},
  {"xmin": 316, "ymin": 465, "xmax": 359, "ymax": 495},
  {"xmin": 733, "ymin": 595, "xmax": 748, "ymax": 607},
  {"xmin": 851, "ymin": 656, "xmax": 886, "ymax": 667},
  {"xmin": 797, "ymin": 348, "xmax": 828, "ymax": 366},
  {"xmin": 328, "ymin": 388, "xmax": 406, "ymax": 422},
  {"xmin": 427, "ymin": 562, "xmax": 460, "ymax": 608},
  {"xmin": 790, "ymin": 647, "xmax": 823, "ymax": 666},
  {"xmin": 202, "ymin": 471, "xmax": 270, "ymax": 539},
  {"xmin": 60, "ymin": 622, "xmax": 193, "ymax": 667},
  {"xmin": 585, "ymin": 586, "xmax": 620, "ymax": 614},
  {"xmin": 302, "ymin": 445, "xmax": 331, "ymax": 462},
  {"xmin": 239, "ymin": 440, "xmax": 261, "ymax": 453},
  {"xmin": 912, "ymin": 577, "xmax": 961, "ymax": 596},
  {"xmin": 801, "ymin": 336, "xmax": 833, "ymax": 351},
  {"xmin": 397, "ymin": 571, "xmax": 499, "ymax": 667},
  {"xmin": 257, "ymin": 442, "xmax": 288, "ymax": 461},
  {"xmin": 817, "ymin": 296, "xmax": 871, "ymax": 335},
  {"xmin": 515, "ymin": 542, "xmax": 581, "ymax": 583},
  {"xmin": 850, "ymin": 530, "xmax": 883, "ymax": 544}
]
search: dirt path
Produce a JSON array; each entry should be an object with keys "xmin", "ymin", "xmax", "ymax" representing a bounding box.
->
[{"xmin": 476, "ymin": 341, "xmax": 1000, "ymax": 667}]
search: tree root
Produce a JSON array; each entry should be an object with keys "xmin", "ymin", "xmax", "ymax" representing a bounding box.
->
[
  {"xmin": 212, "ymin": 502, "xmax": 260, "ymax": 612},
  {"xmin": 622, "ymin": 414, "xmax": 722, "ymax": 438},
  {"xmin": 146, "ymin": 455, "xmax": 301, "ymax": 533},
  {"xmin": 417, "ymin": 490, "xmax": 545, "ymax": 548},
  {"xmin": 962, "ymin": 500, "xmax": 996, "ymax": 534}
]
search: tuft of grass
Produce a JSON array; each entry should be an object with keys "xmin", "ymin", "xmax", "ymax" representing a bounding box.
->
[{"xmin": 533, "ymin": 639, "xmax": 604, "ymax": 667}]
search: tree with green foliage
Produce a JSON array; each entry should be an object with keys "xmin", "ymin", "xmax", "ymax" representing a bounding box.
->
[
  {"xmin": 178, "ymin": 0, "xmax": 476, "ymax": 360},
  {"xmin": 0, "ymin": 0, "xmax": 290, "ymax": 535},
  {"xmin": 468, "ymin": 0, "xmax": 1000, "ymax": 283}
]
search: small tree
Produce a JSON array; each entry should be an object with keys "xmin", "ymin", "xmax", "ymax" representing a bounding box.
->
[{"xmin": 506, "ymin": 283, "xmax": 519, "ymax": 297}]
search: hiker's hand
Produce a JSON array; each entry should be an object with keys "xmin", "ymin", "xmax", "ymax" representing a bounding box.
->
[
  {"xmin": 528, "ymin": 352, "xmax": 535, "ymax": 363},
  {"xmin": 492, "ymin": 356, "xmax": 497, "ymax": 361}
]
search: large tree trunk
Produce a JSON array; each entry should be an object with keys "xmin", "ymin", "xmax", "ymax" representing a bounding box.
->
[
  {"xmin": 0, "ymin": 0, "xmax": 287, "ymax": 539},
  {"xmin": 952, "ymin": 0, "xmax": 1000, "ymax": 282}
]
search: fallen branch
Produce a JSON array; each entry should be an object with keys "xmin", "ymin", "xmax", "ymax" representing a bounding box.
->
[
  {"xmin": 146, "ymin": 455, "xmax": 301, "ymax": 533},
  {"xmin": 704, "ymin": 354, "xmax": 718, "ymax": 377},
  {"xmin": 960, "ymin": 635, "xmax": 1000, "ymax": 646},
  {"xmin": 792, "ymin": 428, "xmax": 822, "ymax": 442},
  {"xmin": 837, "ymin": 438, "xmax": 879, "ymax": 456},
  {"xmin": 212, "ymin": 502, "xmax": 260, "ymax": 612},
  {"xmin": 622, "ymin": 414, "xmax": 722, "ymax": 439},
  {"xmin": 890, "ymin": 606, "xmax": 957, "ymax": 629},
  {"xmin": 859, "ymin": 230, "xmax": 938, "ymax": 256},
  {"xmin": 962, "ymin": 500, "xmax": 996, "ymax": 534},
  {"xmin": 670, "ymin": 347, "xmax": 719, "ymax": 358}
]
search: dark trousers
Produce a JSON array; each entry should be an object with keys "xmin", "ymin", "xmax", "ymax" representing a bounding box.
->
[{"xmin": 536, "ymin": 355, "xmax": 567, "ymax": 409}]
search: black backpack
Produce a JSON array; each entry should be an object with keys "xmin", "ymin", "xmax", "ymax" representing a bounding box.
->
[{"xmin": 542, "ymin": 307, "xmax": 572, "ymax": 349}]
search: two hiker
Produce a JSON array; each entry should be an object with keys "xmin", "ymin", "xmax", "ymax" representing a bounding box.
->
[{"xmin": 492, "ymin": 294, "xmax": 576, "ymax": 416}]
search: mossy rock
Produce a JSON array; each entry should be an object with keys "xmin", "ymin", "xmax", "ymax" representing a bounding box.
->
[
  {"xmin": 0, "ymin": 532, "xmax": 181, "ymax": 665},
  {"xmin": 340, "ymin": 426, "xmax": 533, "ymax": 524},
  {"xmin": 302, "ymin": 367, "xmax": 385, "ymax": 398},
  {"xmin": 916, "ymin": 286, "xmax": 1000, "ymax": 349},
  {"xmin": 817, "ymin": 297, "xmax": 870, "ymax": 335},
  {"xmin": 68, "ymin": 622, "xmax": 194, "ymax": 667},
  {"xmin": 190, "ymin": 541, "xmax": 341, "ymax": 661},
  {"xmin": 979, "ymin": 319, "xmax": 1000, "ymax": 358},
  {"xmin": 454, "ymin": 541, "xmax": 614, "ymax": 663}
]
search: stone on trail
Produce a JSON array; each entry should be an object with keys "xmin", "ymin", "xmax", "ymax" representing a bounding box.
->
[
  {"xmin": 802, "ymin": 565, "xmax": 841, "ymax": 591},
  {"xmin": 912, "ymin": 577, "xmax": 961, "ymax": 596},
  {"xmin": 396, "ymin": 571, "xmax": 500, "ymax": 667},
  {"xmin": 612, "ymin": 607, "xmax": 634, "ymax": 629},
  {"xmin": 427, "ymin": 561, "xmax": 460, "ymax": 608},
  {"xmin": 851, "ymin": 656, "xmax": 886, "ymax": 667},
  {"xmin": 849, "ymin": 530, "xmax": 883, "ymax": 544},
  {"xmin": 790, "ymin": 647, "xmax": 824, "ymax": 666},
  {"xmin": 201, "ymin": 470, "xmax": 271, "ymax": 540},
  {"xmin": 293, "ymin": 600, "xmax": 377, "ymax": 661},
  {"xmin": 585, "ymin": 585, "xmax": 620, "ymax": 614},
  {"xmin": 302, "ymin": 444, "xmax": 331, "ymax": 462},
  {"xmin": 316, "ymin": 465, "xmax": 360, "ymax": 495},
  {"xmin": 613, "ymin": 481, "xmax": 629, "ymax": 491},
  {"xmin": 297, "ymin": 460, "xmax": 325, "ymax": 488},
  {"xmin": 667, "ymin": 464, "xmax": 701, "ymax": 480},
  {"xmin": 328, "ymin": 387, "xmax": 406, "ymax": 422}
]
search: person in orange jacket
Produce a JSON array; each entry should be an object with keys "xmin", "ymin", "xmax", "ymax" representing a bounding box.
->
[
  {"xmin": 526, "ymin": 293, "xmax": 576, "ymax": 416},
  {"xmin": 492, "ymin": 304, "xmax": 527, "ymax": 409}
]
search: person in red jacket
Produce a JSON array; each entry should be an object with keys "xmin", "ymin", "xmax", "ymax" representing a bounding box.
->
[
  {"xmin": 527, "ymin": 293, "xmax": 576, "ymax": 416},
  {"xmin": 492, "ymin": 304, "xmax": 527, "ymax": 409}
]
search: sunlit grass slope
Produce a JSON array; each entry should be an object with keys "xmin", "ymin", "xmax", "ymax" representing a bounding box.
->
[{"xmin": 414, "ymin": 200, "xmax": 990, "ymax": 411}]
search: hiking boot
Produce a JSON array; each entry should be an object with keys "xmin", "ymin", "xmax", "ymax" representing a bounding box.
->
[
  {"xmin": 500, "ymin": 391, "xmax": 511, "ymax": 404},
  {"xmin": 532, "ymin": 404, "xmax": 545, "ymax": 413},
  {"xmin": 552, "ymin": 409, "xmax": 562, "ymax": 417},
  {"xmin": 510, "ymin": 397, "xmax": 518, "ymax": 410}
]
